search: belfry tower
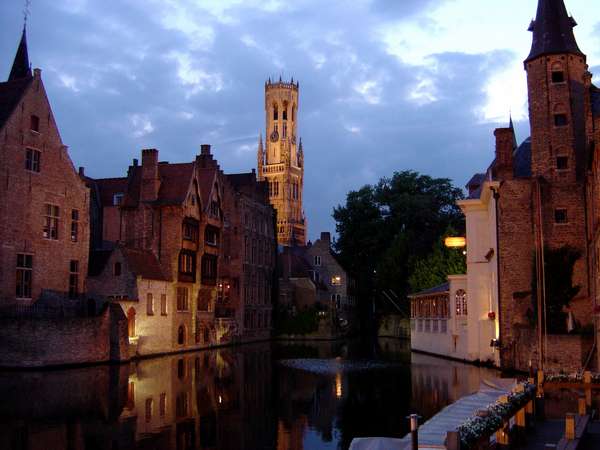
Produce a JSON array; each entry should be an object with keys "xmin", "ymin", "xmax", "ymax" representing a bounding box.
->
[{"xmin": 257, "ymin": 78, "xmax": 306, "ymax": 247}]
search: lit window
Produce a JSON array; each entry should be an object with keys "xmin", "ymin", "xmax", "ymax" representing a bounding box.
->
[
  {"xmin": 331, "ymin": 276, "xmax": 342, "ymax": 285},
  {"xmin": 455, "ymin": 290, "xmax": 467, "ymax": 316},
  {"xmin": 43, "ymin": 204, "xmax": 59, "ymax": 240},
  {"xmin": 16, "ymin": 254, "xmax": 33, "ymax": 299},
  {"xmin": 178, "ymin": 251, "xmax": 196, "ymax": 282},
  {"xmin": 25, "ymin": 148, "xmax": 40, "ymax": 172}
]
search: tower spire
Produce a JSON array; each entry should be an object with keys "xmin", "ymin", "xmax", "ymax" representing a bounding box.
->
[
  {"xmin": 509, "ymin": 113, "xmax": 518, "ymax": 150},
  {"xmin": 8, "ymin": 25, "xmax": 32, "ymax": 81},
  {"xmin": 526, "ymin": 0, "xmax": 583, "ymax": 63}
]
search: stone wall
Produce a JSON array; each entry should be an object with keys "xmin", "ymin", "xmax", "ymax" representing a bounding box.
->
[
  {"xmin": 510, "ymin": 326, "xmax": 594, "ymax": 373},
  {"xmin": 0, "ymin": 303, "xmax": 128, "ymax": 368}
]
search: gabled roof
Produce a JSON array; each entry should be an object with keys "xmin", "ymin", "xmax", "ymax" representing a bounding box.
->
[
  {"xmin": 0, "ymin": 77, "xmax": 31, "ymax": 131},
  {"xmin": 526, "ymin": 0, "xmax": 584, "ymax": 62},
  {"xmin": 197, "ymin": 167, "xmax": 218, "ymax": 211},
  {"xmin": 155, "ymin": 163, "xmax": 195, "ymax": 205},
  {"xmin": 409, "ymin": 282, "xmax": 449, "ymax": 299},
  {"xmin": 93, "ymin": 177, "xmax": 128, "ymax": 207},
  {"xmin": 121, "ymin": 247, "xmax": 171, "ymax": 281}
]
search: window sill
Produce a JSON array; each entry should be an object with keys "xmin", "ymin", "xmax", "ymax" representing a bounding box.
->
[{"xmin": 554, "ymin": 222, "xmax": 570, "ymax": 226}]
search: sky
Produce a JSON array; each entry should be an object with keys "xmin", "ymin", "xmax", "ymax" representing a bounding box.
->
[{"xmin": 1, "ymin": 0, "xmax": 600, "ymax": 241}]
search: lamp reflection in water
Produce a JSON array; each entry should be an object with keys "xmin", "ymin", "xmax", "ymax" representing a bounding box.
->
[{"xmin": 335, "ymin": 372, "xmax": 343, "ymax": 399}]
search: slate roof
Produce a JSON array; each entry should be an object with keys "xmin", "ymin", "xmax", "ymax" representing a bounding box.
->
[
  {"xmin": 466, "ymin": 173, "xmax": 486, "ymax": 199},
  {"xmin": 513, "ymin": 137, "xmax": 532, "ymax": 178},
  {"xmin": 526, "ymin": 0, "xmax": 584, "ymax": 62},
  {"xmin": 0, "ymin": 77, "xmax": 32, "ymax": 131},
  {"xmin": 9, "ymin": 28, "xmax": 32, "ymax": 81},
  {"xmin": 409, "ymin": 282, "xmax": 450, "ymax": 298},
  {"xmin": 591, "ymin": 86, "xmax": 600, "ymax": 118},
  {"xmin": 88, "ymin": 250, "xmax": 113, "ymax": 276},
  {"xmin": 278, "ymin": 246, "xmax": 313, "ymax": 279}
]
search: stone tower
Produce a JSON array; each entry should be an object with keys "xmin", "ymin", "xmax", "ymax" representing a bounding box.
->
[
  {"xmin": 524, "ymin": 0, "xmax": 589, "ymax": 293},
  {"xmin": 258, "ymin": 78, "xmax": 306, "ymax": 247}
]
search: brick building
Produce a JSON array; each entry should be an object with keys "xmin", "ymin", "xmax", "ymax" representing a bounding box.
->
[
  {"xmin": 463, "ymin": 0, "xmax": 600, "ymax": 371},
  {"xmin": 226, "ymin": 171, "xmax": 277, "ymax": 342},
  {"xmin": 0, "ymin": 28, "xmax": 90, "ymax": 305}
]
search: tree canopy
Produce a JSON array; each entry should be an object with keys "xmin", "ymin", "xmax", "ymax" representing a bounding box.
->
[{"xmin": 333, "ymin": 170, "xmax": 465, "ymax": 319}]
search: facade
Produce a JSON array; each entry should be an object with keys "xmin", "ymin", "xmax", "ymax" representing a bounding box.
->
[
  {"xmin": 257, "ymin": 79, "xmax": 306, "ymax": 247},
  {"xmin": 410, "ymin": 177, "xmax": 501, "ymax": 365},
  {"xmin": 0, "ymin": 29, "xmax": 90, "ymax": 305},
  {"xmin": 226, "ymin": 171, "xmax": 277, "ymax": 343},
  {"xmin": 419, "ymin": 0, "xmax": 600, "ymax": 371}
]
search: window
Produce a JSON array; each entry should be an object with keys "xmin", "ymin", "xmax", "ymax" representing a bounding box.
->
[
  {"xmin": 71, "ymin": 210, "xmax": 79, "ymax": 242},
  {"xmin": 210, "ymin": 200, "xmax": 220, "ymax": 218},
  {"xmin": 555, "ymin": 208, "xmax": 568, "ymax": 224},
  {"xmin": 159, "ymin": 393, "xmax": 167, "ymax": 417},
  {"xmin": 127, "ymin": 308, "xmax": 136, "ymax": 338},
  {"xmin": 176, "ymin": 287, "xmax": 189, "ymax": 311},
  {"xmin": 25, "ymin": 148, "xmax": 40, "ymax": 172},
  {"xmin": 113, "ymin": 193, "xmax": 124, "ymax": 206},
  {"xmin": 554, "ymin": 113, "xmax": 568, "ymax": 127},
  {"xmin": 203, "ymin": 327, "xmax": 209, "ymax": 343},
  {"xmin": 161, "ymin": 294, "xmax": 167, "ymax": 315},
  {"xmin": 145, "ymin": 398, "xmax": 153, "ymax": 423},
  {"xmin": 178, "ymin": 251, "xmax": 196, "ymax": 282},
  {"xmin": 273, "ymin": 104, "xmax": 278, "ymax": 121},
  {"xmin": 557, "ymin": 156, "xmax": 569, "ymax": 171},
  {"xmin": 551, "ymin": 71, "xmax": 565, "ymax": 83},
  {"xmin": 283, "ymin": 122, "xmax": 287, "ymax": 139},
  {"xmin": 283, "ymin": 105, "xmax": 288, "ymax": 121},
  {"xmin": 314, "ymin": 255, "xmax": 322, "ymax": 266},
  {"xmin": 114, "ymin": 262, "xmax": 122, "ymax": 277},
  {"xmin": 178, "ymin": 326, "xmax": 186, "ymax": 345},
  {"xmin": 43, "ymin": 204, "xmax": 59, "ymax": 240},
  {"xmin": 331, "ymin": 275, "xmax": 342, "ymax": 285},
  {"xmin": 147, "ymin": 293, "xmax": 154, "ymax": 315},
  {"xmin": 183, "ymin": 219, "xmax": 199, "ymax": 242},
  {"xmin": 201, "ymin": 254, "xmax": 218, "ymax": 285},
  {"xmin": 455, "ymin": 290, "xmax": 467, "ymax": 316},
  {"xmin": 126, "ymin": 381, "xmax": 135, "ymax": 410},
  {"xmin": 69, "ymin": 260, "xmax": 79, "ymax": 298},
  {"xmin": 205, "ymin": 226, "xmax": 219, "ymax": 246},
  {"xmin": 30, "ymin": 115, "xmax": 40, "ymax": 132},
  {"xmin": 16, "ymin": 254, "xmax": 33, "ymax": 299},
  {"xmin": 176, "ymin": 392, "xmax": 189, "ymax": 418}
]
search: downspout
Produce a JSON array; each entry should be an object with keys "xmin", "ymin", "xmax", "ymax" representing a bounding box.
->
[
  {"xmin": 158, "ymin": 208, "xmax": 163, "ymax": 261},
  {"xmin": 492, "ymin": 186, "xmax": 502, "ymax": 367}
]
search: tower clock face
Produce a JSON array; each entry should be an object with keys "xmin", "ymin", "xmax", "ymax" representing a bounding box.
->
[{"xmin": 270, "ymin": 130, "xmax": 279, "ymax": 142}]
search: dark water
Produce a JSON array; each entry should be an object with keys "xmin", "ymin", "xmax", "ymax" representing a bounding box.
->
[{"xmin": 0, "ymin": 338, "xmax": 498, "ymax": 450}]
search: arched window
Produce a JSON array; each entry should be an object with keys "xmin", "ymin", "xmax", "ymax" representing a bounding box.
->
[
  {"xmin": 178, "ymin": 325, "xmax": 185, "ymax": 345},
  {"xmin": 455, "ymin": 290, "xmax": 467, "ymax": 316},
  {"xmin": 127, "ymin": 307, "xmax": 136, "ymax": 337},
  {"xmin": 283, "ymin": 101, "xmax": 288, "ymax": 121}
]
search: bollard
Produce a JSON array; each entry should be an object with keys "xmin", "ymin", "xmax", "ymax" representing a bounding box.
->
[
  {"xmin": 565, "ymin": 413, "xmax": 576, "ymax": 441},
  {"xmin": 408, "ymin": 414, "xmax": 419, "ymax": 450}
]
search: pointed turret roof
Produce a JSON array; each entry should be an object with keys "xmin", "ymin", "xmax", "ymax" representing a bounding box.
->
[
  {"xmin": 509, "ymin": 115, "xmax": 518, "ymax": 150},
  {"xmin": 526, "ymin": 0, "xmax": 584, "ymax": 62},
  {"xmin": 8, "ymin": 26, "xmax": 32, "ymax": 81}
]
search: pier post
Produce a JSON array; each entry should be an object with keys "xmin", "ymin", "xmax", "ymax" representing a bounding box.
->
[
  {"xmin": 565, "ymin": 413, "xmax": 576, "ymax": 440},
  {"xmin": 496, "ymin": 395, "xmax": 510, "ymax": 449},
  {"xmin": 584, "ymin": 371, "xmax": 592, "ymax": 409},
  {"xmin": 446, "ymin": 431, "xmax": 460, "ymax": 450},
  {"xmin": 408, "ymin": 414, "xmax": 419, "ymax": 450},
  {"xmin": 578, "ymin": 397, "xmax": 587, "ymax": 416}
]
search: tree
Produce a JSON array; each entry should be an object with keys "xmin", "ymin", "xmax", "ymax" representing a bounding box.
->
[{"xmin": 333, "ymin": 171, "xmax": 464, "ymax": 322}]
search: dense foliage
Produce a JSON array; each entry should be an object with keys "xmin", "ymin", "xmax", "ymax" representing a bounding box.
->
[{"xmin": 333, "ymin": 170, "xmax": 465, "ymax": 321}]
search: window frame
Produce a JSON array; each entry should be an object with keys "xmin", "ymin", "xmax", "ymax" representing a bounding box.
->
[
  {"xmin": 43, "ymin": 204, "xmax": 60, "ymax": 240},
  {"xmin": 69, "ymin": 260, "xmax": 79, "ymax": 299},
  {"xmin": 25, "ymin": 148, "xmax": 41, "ymax": 173},
  {"xmin": 147, "ymin": 293, "xmax": 154, "ymax": 316},
  {"xmin": 176, "ymin": 287, "xmax": 189, "ymax": 312},
  {"xmin": 16, "ymin": 253, "xmax": 33, "ymax": 299}
]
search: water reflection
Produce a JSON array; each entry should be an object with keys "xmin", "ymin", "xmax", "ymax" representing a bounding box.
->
[{"xmin": 0, "ymin": 339, "xmax": 498, "ymax": 450}]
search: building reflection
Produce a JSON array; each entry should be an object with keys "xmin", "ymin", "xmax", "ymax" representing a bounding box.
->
[{"xmin": 0, "ymin": 339, "xmax": 501, "ymax": 450}]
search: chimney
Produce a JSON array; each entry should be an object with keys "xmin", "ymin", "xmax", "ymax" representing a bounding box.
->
[
  {"xmin": 201, "ymin": 144, "xmax": 211, "ymax": 156},
  {"xmin": 141, "ymin": 149, "xmax": 160, "ymax": 202},
  {"xmin": 320, "ymin": 232, "xmax": 331, "ymax": 244},
  {"xmin": 494, "ymin": 128, "xmax": 514, "ymax": 180},
  {"xmin": 78, "ymin": 167, "xmax": 85, "ymax": 177},
  {"xmin": 133, "ymin": 158, "xmax": 139, "ymax": 167}
]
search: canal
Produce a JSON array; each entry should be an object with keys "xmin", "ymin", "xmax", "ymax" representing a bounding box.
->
[{"xmin": 0, "ymin": 338, "xmax": 498, "ymax": 450}]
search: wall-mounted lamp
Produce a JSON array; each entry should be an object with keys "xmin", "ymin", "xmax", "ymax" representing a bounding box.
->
[
  {"xmin": 490, "ymin": 338, "xmax": 501, "ymax": 348},
  {"xmin": 445, "ymin": 237, "xmax": 466, "ymax": 248}
]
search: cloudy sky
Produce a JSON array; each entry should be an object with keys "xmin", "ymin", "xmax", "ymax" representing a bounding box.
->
[{"xmin": 1, "ymin": 0, "xmax": 599, "ymax": 240}]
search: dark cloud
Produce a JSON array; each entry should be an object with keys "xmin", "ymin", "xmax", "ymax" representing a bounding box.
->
[{"xmin": 0, "ymin": 1, "xmax": 539, "ymax": 239}]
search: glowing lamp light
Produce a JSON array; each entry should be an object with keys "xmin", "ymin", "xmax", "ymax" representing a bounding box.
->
[{"xmin": 445, "ymin": 237, "xmax": 466, "ymax": 248}]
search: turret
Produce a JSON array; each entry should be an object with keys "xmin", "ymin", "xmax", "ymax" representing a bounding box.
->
[{"xmin": 8, "ymin": 26, "xmax": 32, "ymax": 81}]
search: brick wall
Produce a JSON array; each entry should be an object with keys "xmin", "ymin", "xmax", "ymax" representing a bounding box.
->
[
  {"xmin": 0, "ymin": 303, "xmax": 128, "ymax": 368},
  {"xmin": 0, "ymin": 70, "xmax": 90, "ymax": 304}
]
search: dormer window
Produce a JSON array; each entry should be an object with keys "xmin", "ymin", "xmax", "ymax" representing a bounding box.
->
[{"xmin": 30, "ymin": 115, "xmax": 40, "ymax": 132}]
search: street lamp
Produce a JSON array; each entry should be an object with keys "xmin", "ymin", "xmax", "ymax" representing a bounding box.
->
[{"xmin": 444, "ymin": 237, "xmax": 466, "ymax": 248}]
